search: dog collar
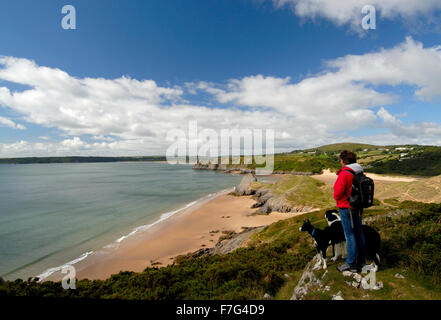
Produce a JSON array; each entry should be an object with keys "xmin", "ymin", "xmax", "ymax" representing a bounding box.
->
[{"xmin": 311, "ymin": 228, "xmax": 315, "ymax": 236}]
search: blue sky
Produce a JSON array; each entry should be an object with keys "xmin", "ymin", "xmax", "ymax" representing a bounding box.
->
[{"xmin": 1, "ymin": 0, "xmax": 441, "ymax": 156}]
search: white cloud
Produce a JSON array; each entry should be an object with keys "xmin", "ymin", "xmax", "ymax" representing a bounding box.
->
[
  {"xmin": 0, "ymin": 115, "xmax": 25, "ymax": 130},
  {"xmin": 328, "ymin": 37, "xmax": 441, "ymax": 100},
  {"xmin": 273, "ymin": 0, "xmax": 441, "ymax": 29},
  {"xmin": 377, "ymin": 107, "xmax": 441, "ymax": 139},
  {"xmin": 1, "ymin": 37, "xmax": 441, "ymax": 157},
  {"xmin": 0, "ymin": 137, "xmax": 164, "ymax": 158}
]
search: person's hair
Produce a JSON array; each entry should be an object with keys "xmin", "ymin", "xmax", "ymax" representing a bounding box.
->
[{"xmin": 339, "ymin": 150, "xmax": 357, "ymax": 165}]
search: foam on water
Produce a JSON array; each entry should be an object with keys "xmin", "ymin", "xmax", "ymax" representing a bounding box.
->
[
  {"xmin": 36, "ymin": 189, "xmax": 230, "ymax": 281},
  {"xmin": 36, "ymin": 251, "xmax": 94, "ymax": 281}
]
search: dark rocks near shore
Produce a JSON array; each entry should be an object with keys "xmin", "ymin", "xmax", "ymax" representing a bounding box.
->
[
  {"xmin": 193, "ymin": 162, "xmax": 256, "ymax": 174},
  {"xmin": 192, "ymin": 162, "xmax": 313, "ymax": 175}
]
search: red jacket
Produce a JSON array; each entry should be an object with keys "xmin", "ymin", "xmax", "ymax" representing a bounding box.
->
[{"xmin": 333, "ymin": 167, "xmax": 354, "ymax": 208}]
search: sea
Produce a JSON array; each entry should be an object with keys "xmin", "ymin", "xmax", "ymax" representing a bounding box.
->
[{"xmin": 0, "ymin": 162, "xmax": 243, "ymax": 281}]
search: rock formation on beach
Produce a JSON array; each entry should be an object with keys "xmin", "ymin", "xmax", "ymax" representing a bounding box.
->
[
  {"xmin": 192, "ymin": 162, "xmax": 256, "ymax": 174},
  {"xmin": 192, "ymin": 161, "xmax": 313, "ymax": 175},
  {"xmin": 232, "ymin": 174, "xmax": 258, "ymax": 196},
  {"xmin": 173, "ymin": 226, "xmax": 264, "ymax": 263},
  {"xmin": 232, "ymin": 174, "xmax": 317, "ymax": 215},
  {"xmin": 251, "ymin": 188, "xmax": 314, "ymax": 214}
]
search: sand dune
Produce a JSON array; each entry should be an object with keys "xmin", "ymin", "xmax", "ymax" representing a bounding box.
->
[{"xmin": 312, "ymin": 169, "xmax": 417, "ymax": 184}]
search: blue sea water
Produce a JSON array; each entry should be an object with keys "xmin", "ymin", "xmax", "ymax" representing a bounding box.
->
[{"xmin": 0, "ymin": 162, "xmax": 242, "ymax": 280}]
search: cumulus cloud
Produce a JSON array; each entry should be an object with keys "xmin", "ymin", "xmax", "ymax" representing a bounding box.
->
[
  {"xmin": 0, "ymin": 115, "xmax": 25, "ymax": 130},
  {"xmin": 328, "ymin": 37, "xmax": 441, "ymax": 100},
  {"xmin": 0, "ymin": 137, "xmax": 165, "ymax": 158},
  {"xmin": 273, "ymin": 0, "xmax": 441, "ymax": 29},
  {"xmin": 377, "ymin": 107, "xmax": 441, "ymax": 139},
  {"xmin": 196, "ymin": 38, "xmax": 440, "ymax": 110},
  {"xmin": 1, "ymin": 37, "xmax": 441, "ymax": 157}
]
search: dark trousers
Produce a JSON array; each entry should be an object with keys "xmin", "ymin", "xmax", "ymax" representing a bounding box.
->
[{"xmin": 339, "ymin": 207, "xmax": 366, "ymax": 267}]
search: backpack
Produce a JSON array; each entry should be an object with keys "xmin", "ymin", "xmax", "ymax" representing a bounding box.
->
[{"xmin": 344, "ymin": 169, "xmax": 375, "ymax": 209}]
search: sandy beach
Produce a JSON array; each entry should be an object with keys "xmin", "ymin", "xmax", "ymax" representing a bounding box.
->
[
  {"xmin": 312, "ymin": 169, "xmax": 417, "ymax": 185},
  {"xmin": 39, "ymin": 169, "xmax": 420, "ymax": 282},
  {"xmin": 46, "ymin": 189, "xmax": 308, "ymax": 281}
]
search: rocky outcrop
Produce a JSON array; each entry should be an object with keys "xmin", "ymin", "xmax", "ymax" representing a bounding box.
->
[
  {"xmin": 291, "ymin": 254, "xmax": 384, "ymax": 300},
  {"xmin": 192, "ymin": 162, "xmax": 255, "ymax": 174},
  {"xmin": 232, "ymin": 174, "xmax": 258, "ymax": 196},
  {"xmin": 193, "ymin": 162, "xmax": 226, "ymax": 171},
  {"xmin": 272, "ymin": 171, "xmax": 314, "ymax": 176},
  {"xmin": 251, "ymin": 189, "xmax": 314, "ymax": 215},
  {"xmin": 210, "ymin": 227, "xmax": 264, "ymax": 255},
  {"xmin": 192, "ymin": 162, "xmax": 314, "ymax": 175},
  {"xmin": 291, "ymin": 254, "xmax": 325, "ymax": 300},
  {"xmin": 173, "ymin": 227, "xmax": 263, "ymax": 263}
]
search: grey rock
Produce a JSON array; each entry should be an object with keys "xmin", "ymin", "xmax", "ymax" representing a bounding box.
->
[
  {"xmin": 342, "ymin": 271, "xmax": 353, "ymax": 277},
  {"xmin": 373, "ymin": 281, "xmax": 383, "ymax": 290},
  {"xmin": 332, "ymin": 291, "xmax": 344, "ymax": 300},
  {"xmin": 233, "ymin": 174, "xmax": 257, "ymax": 196},
  {"xmin": 353, "ymin": 273, "xmax": 362, "ymax": 283},
  {"xmin": 290, "ymin": 254, "xmax": 323, "ymax": 300}
]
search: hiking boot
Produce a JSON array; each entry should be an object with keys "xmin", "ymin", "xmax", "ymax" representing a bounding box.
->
[
  {"xmin": 356, "ymin": 264, "xmax": 366, "ymax": 273},
  {"xmin": 337, "ymin": 263, "xmax": 359, "ymax": 273}
]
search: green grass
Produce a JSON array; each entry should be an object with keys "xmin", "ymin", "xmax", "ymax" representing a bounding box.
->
[
  {"xmin": 216, "ymin": 143, "xmax": 441, "ymax": 177},
  {"xmin": 304, "ymin": 142, "xmax": 382, "ymax": 153},
  {"xmin": 255, "ymin": 175, "xmax": 335, "ymax": 209},
  {"xmin": 301, "ymin": 266, "xmax": 441, "ymax": 300},
  {"xmin": 1, "ymin": 202, "xmax": 440, "ymax": 300}
]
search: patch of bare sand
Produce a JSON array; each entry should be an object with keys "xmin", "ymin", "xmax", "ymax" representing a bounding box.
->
[
  {"xmin": 312, "ymin": 169, "xmax": 417, "ymax": 185},
  {"xmin": 312, "ymin": 169, "xmax": 441, "ymax": 204}
]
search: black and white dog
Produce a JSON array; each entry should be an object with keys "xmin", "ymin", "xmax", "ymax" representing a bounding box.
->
[
  {"xmin": 299, "ymin": 219, "xmax": 344, "ymax": 269},
  {"xmin": 299, "ymin": 210, "xmax": 381, "ymax": 269},
  {"xmin": 324, "ymin": 210, "xmax": 347, "ymax": 261}
]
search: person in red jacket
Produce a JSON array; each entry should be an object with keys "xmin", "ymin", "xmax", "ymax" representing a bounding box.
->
[{"xmin": 334, "ymin": 150, "xmax": 366, "ymax": 273}]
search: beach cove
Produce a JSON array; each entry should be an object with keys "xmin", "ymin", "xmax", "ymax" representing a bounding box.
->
[{"xmin": 49, "ymin": 187, "xmax": 309, "ymax": 280}]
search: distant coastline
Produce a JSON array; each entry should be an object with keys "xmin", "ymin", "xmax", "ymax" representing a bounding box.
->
[{"xmin": 0, "ymin": 156, "xmax": 167, "ymax": 164}]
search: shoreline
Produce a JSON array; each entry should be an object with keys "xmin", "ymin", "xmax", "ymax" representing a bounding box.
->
[
  {"xmin": 43, "ymin": 186, "xmax": 309, "ymax": 281},
  {"xmin": 37, "ymin": 188, "xmax": 231, "ymax": 282},
  {"xmin": 34, "ymin": 169, "xmax": 417, "ymax": 282}
]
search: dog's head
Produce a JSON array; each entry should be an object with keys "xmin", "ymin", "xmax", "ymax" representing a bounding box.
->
[
  {"xmin": 325, "ymin": 209, "xmax": 340, "ymax": 226},
  {"xmin": 299, "ymin": 219, "xmax": 314, "ymax": 233}
]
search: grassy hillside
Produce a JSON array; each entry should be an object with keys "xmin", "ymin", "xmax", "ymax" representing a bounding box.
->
[
  {"xmin": 1, "ymin": 201, "xmax": 440, "ymax": 300},
  {"xmin": 375, "ymin": 175, "xmax": 441, "ymax": 203},
  {"xmin": 368, "ymin": 146, "xmax": 441, "ymax": 176},
  {"xmin": 208, "ymin": 143, "xmax": 441, "ymax": 176},
  {"xmin": 252, "ymin": 175, "xmax": 335, "ymax": 209},
  {"xmin": 303, "ymin": 142, "xmax": 382, "ymax": 153}
]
